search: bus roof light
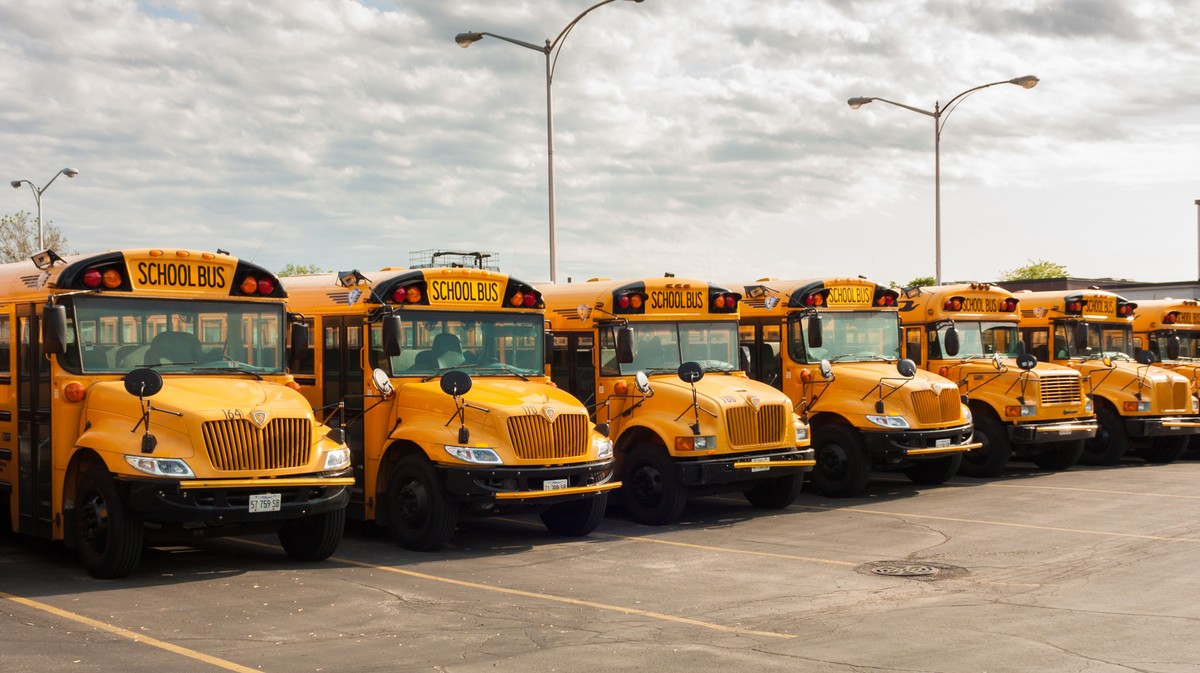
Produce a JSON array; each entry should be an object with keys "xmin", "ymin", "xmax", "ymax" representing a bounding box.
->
[
  {"xmin": 82, "ymin": 268, "xmax": 102, "ymax": 288},
  {"xmin": 257, "ymin": 277, "xmax": 276, "ymax": 296},
  {"xmin": 523, "ymin": 292, "xmax": 537, "ymax": 307},
  {"xmin": 101, "ymin": 269, "xmax": 123, "ymax": 289},
  {"xmin": 241, "ymin": 276, "xmax": 260, "ymax": 295}
]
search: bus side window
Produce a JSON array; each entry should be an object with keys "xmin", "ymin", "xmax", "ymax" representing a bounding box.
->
[
  {"xmin": 0, "ymin": 314, "xmax": 10, "ymax": 380},
  {"xmin": 290, "ymin": 317, "xmax": 315, "ymax": 376},
  {"xmin": 927, "ymin": 330, "xmax": 942, "ymax": 359},
  {"xmin": 905, "ymin": 328, "xmax": 922, "ymax": 365},
  {"xmin": 1023, "ymin": 328, "xmax": 1049, "ymax": 361}
]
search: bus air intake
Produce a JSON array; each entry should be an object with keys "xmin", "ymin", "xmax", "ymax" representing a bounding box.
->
[
  {"xmin": 506, "ymin": 413, "xmax": 589, "ymax": 460},
  {"xmin": 202, "ymin": 418, "xmax": 313, "ymax": 471},
  {"xmin": 725, "ymin": 404, "xmax": 789, "ymax": 449},
  {"xmin": 911, "ymin": 389, "xmax": 962, "ymax": 425}
]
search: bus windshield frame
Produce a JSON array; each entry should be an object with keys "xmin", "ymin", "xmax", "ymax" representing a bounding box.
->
[
  {"xmin": 934, "ymin": 321, "xmax": 1021, "ymax": 359},
  {"xmin": 1148, "ymin": 329, "xmax": 1200, "ymax": 361},
  {"xmin": 66, "ymin": 294, "xmax": 286, "ymax": 374},
  {"xmin": 382, "ymin": 310, "xmax": 546, "ymax": 378},
  {"xmin": 789, "ymin": 310, "xmax": 900, "ymax": 364},
  {"xmin": 600, "ymin": 320, "xmax": 740, "ymax": 376},
  {"xmin": 1054, "ymin": 320, "xmax": 1136, "ymax": 360}
]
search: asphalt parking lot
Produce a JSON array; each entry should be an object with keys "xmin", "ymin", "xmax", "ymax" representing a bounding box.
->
[{"xmin": 4, "ymin": 460, "xmax": 1200, "ymax": 673}]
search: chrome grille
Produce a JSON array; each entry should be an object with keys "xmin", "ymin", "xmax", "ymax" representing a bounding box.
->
[
  {"xmin": 1038, "ymin": 373, "xmax": 1082, "ymax": 406},
  {"xmin": 1156, "ymin": 381, "xmax": 1190, "ymax": 412},
  {"xmin": 202, "ymin": 418, "xmax": 312, "ymax": 471},
  {"xmin": 507, "ymin": 413, "xmax": 589, "ymax": 460},
  {"xmin": 725, "ymin": 404, "xmax": 789, "ymax": 449},
  {"xmin": 911, "ymin": 389, "xmax": 961, "ymax": 425}
]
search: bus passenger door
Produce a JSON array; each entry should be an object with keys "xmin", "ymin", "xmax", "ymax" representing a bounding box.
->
[
  {"xmin": 322, "ymin": 316, "xmax": 366, "ymax": 506},
  {"xmin": 16, "ymin": 305, "xmax": 52, "ymax": 538},
  {"xmin": 550, "ymin": 333, "xmax": 595, "ymax": 410}
]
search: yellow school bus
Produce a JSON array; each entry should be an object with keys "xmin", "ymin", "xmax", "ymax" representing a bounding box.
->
[
  {"xmin": 541, "ymin": 277, "xmax": 813, "ymax": 526},
  {"xmin": 897, "ymin": 283, "xmax": 1096, "ymax": 476},
  {"xmin": 282, "ymin": 267, "xmax": 618, "ymax": 551},
  {"xmin": 0, "ymin": 249, "xmax": 354, "ymax": 578},
  {"xmin": 736, "ymin": 278, "xmax": 978, "ymax": 497},
  {"xmin": 1015, "ymin": 290, "xmax": 1200, "ymax": 464},
  {"xmin": 1132, "ymin": 298, "xmax": 1200, "ymax": 381}
]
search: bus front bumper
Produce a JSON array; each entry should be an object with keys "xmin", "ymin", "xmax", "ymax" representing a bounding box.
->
[
  {"xmin": 864, "ymin": 425, "xmax": 978, "ymax": 461},
  {"xmin": 1009, "ymin": 420, "xmax": 1099, "ymax": 444},
  {"xmin": 1125, "ymin": 416, "xmax": 1200, "ymax": 438},
  {"xmin": 442, "ymin": 459, "xmax": 618, "ymax": 504},
  {"xmin": 119, "ymin": 470, "xmax": 354, "ymax": 525},
  {"xmin": 675, "ymin": 448, "xmax": 816, "ymax": 487}
]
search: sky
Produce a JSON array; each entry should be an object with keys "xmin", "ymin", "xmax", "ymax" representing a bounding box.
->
[{"xmin": 2, "ymin": 0, "xmax": 1199, "ymax": 288}]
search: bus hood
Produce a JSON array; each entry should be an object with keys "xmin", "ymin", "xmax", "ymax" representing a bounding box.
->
[
  {"xmin": 646, "ymin": 373, "xmax": 791, "ymax": 411},
  {"xmin": 84, "ymin": 377, "xmax": 316, "ymax": 425},
  {"xmin": 813, "ymin": 362, "xmax": 966, "ymax": 427},
  {"xmin": 394, "ymin": 377, "xmax": 589, "ymax": 415}
]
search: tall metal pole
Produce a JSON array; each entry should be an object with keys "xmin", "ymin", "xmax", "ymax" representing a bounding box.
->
[
  {"xmin": 545, "ymin": 45, "xmax": 557, "ymax": 283},
  {"xmin": 934, "ymin": 104, "xmax": 942, "ymax": 285},
  {"xmin": 1195, "ymin": 199, "xmax": 1200, "ymax": 281},
  {"xmin": 10, "ymin": 168, "xmax": 78, "ymax": 250}
]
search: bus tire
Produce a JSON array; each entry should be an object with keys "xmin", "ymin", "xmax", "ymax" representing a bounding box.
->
[
  {"xmin": 278, "ymin": 508, "xmax": 345, "ymax": 562},
  {"xmin": 385, "ymin": 455, "xmax": 457, "ymax": 551},
  {"xmin": 621, "ymin": 445, "xmax": 687, "ymax": 526},
  {"xmin": 810, "ymin": 425, "xmax": 871, "ymax": 498},
  {"xmin": 959, "ymin": 413, "xmax": 1011, "ymax": 478},
  {"xmin": 904, "ymin": 453, "xmax": 962, "ymax": 485},
  {"xmin": 1031, "ymin": 440, "xmax": 1084, "ymax": 471},
  {"xmin": 539, "ymin": 493, "xmax": 607, "ymax": 537},
  {"xmin": 1081, "ymin": 405, "xmax": 1128, "ymax": 466},
  {"xmin": 76, "ymin": 466, "xmax": 143, "ymax": 579},
  {"xmin": 1140, "ymin": 436, "xmax": 1188, "ymax": 464},
  {"xmin": 742, "ymin": 474, "xmax": 803, "ymax": 509}
]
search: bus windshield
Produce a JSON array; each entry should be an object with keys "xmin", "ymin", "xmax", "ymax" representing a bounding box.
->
[
  {"xmin": 1148, "ymin": 331, "xmax": 1200, "ymax": 361},
  {"xmin": 385, "ymin": 311, "xmax": 545, "ymax": 377},
  {"xmin": 1054, "ymin": 321, "xmax": 1135, "ymax": 360},
  {"xmin": 790, "ymin": 310, "xmax": 900, "ymax": 363},
  {"xmin": 68, "ymin": 295, "xmax": 285, "ymax": 374},
  {"xmin": 601, "ymin": 321, "xmax": 739, "ymax": 376},
  {"xmin": 935, "ymin": 321, "xmax": 1020, "ymax": 358}
]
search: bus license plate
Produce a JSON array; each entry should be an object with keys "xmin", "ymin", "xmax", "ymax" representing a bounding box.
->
[
  {"xmin": 935, "ymin": 438, "xmax": 951, "ymax": 448},
  {"xmin": 751, "ymin": 456, "xmax": 770, "ymax": 472},
  {"xmin": 544, "ymin": 478, "xmax": 569, "ymax": 491},
  {"xmin": 249, "ymin": 493, "xmax": 281, "ymax": 513}
]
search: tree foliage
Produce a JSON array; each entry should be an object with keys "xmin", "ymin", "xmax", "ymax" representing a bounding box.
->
[
  {"xmin": 277, "ymin": 262, "xmax": 325, "ymax": 277},
  {"xmin": 999, "ymin": 259, "xmax": 1068, "ymax": 281},
  {"xmin": 0, "ymin": 211, "xmax": 73, "ymax": 263},
  {"xmin": 889, "ymin": 276, "xmax": 935, "ymax": 289}
]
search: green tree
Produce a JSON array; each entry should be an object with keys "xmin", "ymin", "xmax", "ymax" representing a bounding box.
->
[
  {"xmin": 0, "ymin": 210, "xmax": 73, "ymax": 263},
  {"xmin": 999, "ymin": 259, "xmax": 1068, "ymax": 281},
  {"xmin": 277, "ymin": 262, "xmax": 325, "ymax": 277},
  {"xmin": 889, "ymin": 276, "xmax": 935, "ymax": 289}
]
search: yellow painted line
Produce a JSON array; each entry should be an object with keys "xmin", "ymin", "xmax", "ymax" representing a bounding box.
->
[
  {"xmin": 232, "ymin": 539, "xmax": 794, "ymax": 639},
  {"xmin": 0, "ymin": 591, "xmax": 260, "ymax": 673},
  {"xmin": 792, "ymin": 504, "xmax": 1200, "ymax": 543},
  {"xmin": 977, "ymin": 481, "xmax": 1200, "ymax": 501}
]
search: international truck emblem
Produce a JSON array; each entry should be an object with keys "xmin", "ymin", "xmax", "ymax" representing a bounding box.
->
[
  {"xmin": 543, "ymin": 407, "xmax": 558, "ymax": 422},
  {"xmin": 748, "ymin": 396, "xmax": 762, "ymax": 411},
  {"xmin": 251, "ymin": 410, "xmax": 269, "ymax": 427}
]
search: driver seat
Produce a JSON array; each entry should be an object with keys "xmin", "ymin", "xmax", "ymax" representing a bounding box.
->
[{"xmin": 147, "ymin": 331, "xmax": 204, "ymax": 364}]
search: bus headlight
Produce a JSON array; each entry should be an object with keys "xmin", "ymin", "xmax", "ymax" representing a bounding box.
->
[
  {"xmin": 1122, "ymin": 400, "xmax": 1152, "ymax": 413},
  {"xmin": 1004, "ymin": 405, "xmax": 1036, "ymax": 417},
  {"xmin": 125, "ymin": 455, "xmax": 195, "ymax": 478},
  {"xmin": 962, "ymin": 404, "xmax": 973, "ymax": 424},
  {"xmin": 593, "ymin": 436, "xmax": 614, "ymax": 460},
  {"xmin": 866, "ymin": 415, "xmax": 910, "ymax": 429},
  {"xmin": 795, "ymin": 423, "xmax": 809, "ymax": 443},
  {"xmin": 445, "ymin": 446, "xmax": 503, "ymax": 464},
  {"xmin": 323, "ymin": 447, "xmax": 351, "ymax": 471},
  {"xmin": 675, "ymin": 435, "xmax": 717, "ymax": 451}
]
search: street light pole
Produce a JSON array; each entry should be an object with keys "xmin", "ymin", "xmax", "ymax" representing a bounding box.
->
[
  {"xmin": 848, "ymin": 76, "xmax": 1039, "ymax": 285},
  {"xmin": 456, "ymin": 0, "xmax": 644, "ymax": 283},
  {"xmin": 1195, "ymin": 199, "xmax": 1200, "ymax": 281},
  {"xmin": 10, "ymin": 167, "xmax": 79, "ymax": 250}
]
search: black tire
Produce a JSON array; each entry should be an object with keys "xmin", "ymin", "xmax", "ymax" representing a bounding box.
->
[
  {"xmin": 1140, "ymin": 436, "xmax": 1188, "ymax": 464},
  {"xmin": 742, "ymin": 474, "xmax": 803, "ymax": 509},
  {"xmin": 810, "ymin": 425, "xmax": 871, "ymax": 497},
  {"xmin": 278, "ymin": 508, "xmax": 345, "ymax": 561},
  {"xmin": 1032, "ymin": 440, "xmax": 1085, "ymax": 471},
  {"xmin": 76, "ymin": 466, "xmax": 143, "ymax": 579},
  {"xmin": 620, "ymin": 445, "xmax": 687, "ymax": 525},
  {"xmin": 540, "ymin": 493, "xmax": 608, "ymax": 537},
  {"xmin": 1081, "ymin": 405, "xmax": 1128, "ymax": 466},
  {"xmin": 903, "ymin": 453, "xmax": 962, "ymax": 485},
  {"xmin": 385, "ymin": 455, "xmax": 457, "ymax": 551},
  {"xmin": 958, "ymin": 413, "xmax": 1011, "ymax": 478}
]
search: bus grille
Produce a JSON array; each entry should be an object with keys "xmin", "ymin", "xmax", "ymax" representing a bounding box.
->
[
  {"xmin": 1157, "ymin": 381, "xmax": 1190, "ymax": 412},
  {"xmin": 507, "ymin": 413, "xmax": 589, "ymax": 460},
  {"xmin": 1038, "ymin": 373, "xmax": 1082, "ymax": 406},
  {"xmin": 725, "ymin": 404, "xmax": 789, "ymax": 449},
  {"xmin": 202, "ymin": 418, "xmax": 312, "ymax": 471},
  {"xmin": 911, "ymin": 389, "xmax": 961, "ymax": 425}
]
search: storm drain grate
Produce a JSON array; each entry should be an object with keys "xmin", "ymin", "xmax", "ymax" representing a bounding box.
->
[{"xmin": 856, "ymin": 560, "xmax": 968, "ymax": 581}]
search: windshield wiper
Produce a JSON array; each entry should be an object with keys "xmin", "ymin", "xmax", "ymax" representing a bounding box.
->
[
  {"xmin": 475, "ymin": 362, "xmax": 531, "ymax": 381},
  {"xmin": 192, "ymin": 364, "xmax": 265, "ymax": 380}
]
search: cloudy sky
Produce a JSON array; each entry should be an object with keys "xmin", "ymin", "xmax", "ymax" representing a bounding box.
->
[{"xmin": 3, "ymin": 0, "xmax": 1198, "ymax": 287}]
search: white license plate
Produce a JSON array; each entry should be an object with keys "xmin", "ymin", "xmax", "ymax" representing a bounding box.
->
[
  {"xmin": 935, "ymin": 438, "xmax": 951, "ymax": 448},
  {"xmin": 751, "ymin": 456, "xmax": 770, "ymax": 472},
  {"xmin": 248, "ymin": 493, "xmax": 281, "ymax": 513},
  {"xmin": 543, "ymin": 478, "xmax": 569, "ymax": 491}
]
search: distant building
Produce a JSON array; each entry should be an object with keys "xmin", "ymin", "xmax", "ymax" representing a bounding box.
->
[{"xmin": 992, "ymin": 278, "xmax": 1200, "ymax": 301}]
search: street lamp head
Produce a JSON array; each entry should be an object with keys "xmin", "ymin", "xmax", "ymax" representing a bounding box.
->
[
  {"xmin": 62, "ymin": 167, "xmax": 79, "ymax": 178},
  {"xmin": 9, "ymin": 180, "xmax": 20, "ymax": 189},
  {"xmin": 847, "ymin": 97, "xmax": 874, "ymax": 110},
  {"xmin": 455, "ymin": 32, "xmax": 484, "ymax": 48},
  {"xmin": 1009, "ymin": 75, "xmax": 1039, "ymax": 89}
]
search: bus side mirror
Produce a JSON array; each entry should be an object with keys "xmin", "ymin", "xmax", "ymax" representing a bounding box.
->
[
  {"xmin": 42, "ymin": 303, "xmax": 67, "ymax": 355},
  {"xmin": 382, "ymin": 315, "xmax": 403, "ymax": 357},
  {"xmin": 616, "ymin": 327, "xmax": 634, "ymax": 364},
  {"xmin": 1135, "ymin": 349, "xmax": 1155, "ymax": 366},
  {"xmin": 1168, "ymin": 335, "xmax": 1181, "ymax": 361},
  {"xmin": 289, "ymin": 322, "xmax": 309, "ymax": 361},
  {"xmin": 944, "ymin": 325, "xmax": 960, "ymax": 357},
  {"xmin": 807, "ymin": 315, "xmax": 822, "ymax": 349}
]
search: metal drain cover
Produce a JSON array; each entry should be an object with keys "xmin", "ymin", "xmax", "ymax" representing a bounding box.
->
[{"xmin": 857, "ymin": 560, "xmax": 967, "ymax": 580}]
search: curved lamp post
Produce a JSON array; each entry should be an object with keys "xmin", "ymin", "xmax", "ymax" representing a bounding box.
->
[
  {"xmin": 10, "ymin": 167, "xmax": 80, "ymax": 250},
  {"xmin": 456, "ymin": 0, "xmax": 644, "ymax": 283},
  {"xmin": 848, "ymin": 76, "xmax": 1039, "ymax": 285}
]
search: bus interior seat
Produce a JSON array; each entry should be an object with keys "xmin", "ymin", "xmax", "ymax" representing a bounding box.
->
[
  {"xmin": 117, "ymin": 345, "xmax": 150, "ymax": 368},
  {"xmin": 1031, "ymin": 344, "xmax": 1049, "ymax": 361},
  {"xmin": 147, "ymin": 331, "xmax": 204, "ymax": 364},
  {"xmin": 409, "ymin": 350, "xmax": 436, "ymax": 371}
]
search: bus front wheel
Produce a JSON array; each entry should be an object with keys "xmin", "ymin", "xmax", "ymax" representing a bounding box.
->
[
  {"xmin": 959, "ymin": 414, "xmax": 1011, "ymax": 478},
  {"xmin": 1140, "ymin": 436, "xmax": 1188, "ymax": 464},
  {"xmin": 386, "ymin": 455, "xmax": 457, "ymax": 551},
  {"xmin": 540, "ymin": 493, "xmax": 607, "ymax": 536},
  {"xmin": 1032, "ymin": 439, "xmax": 1084, "ymax": 470},
  {"xmin": 278, "ymin": 508, "xmax": 345, "ymax": 561},
  {"xmin": 621, "ymin": 445, "xmax": 687, "ymax": 526},
  {"xmin": 1081, "ymin": 406, "xmax": 1128, "ymax": 466},
  {"xmin": 742, "ymin": 473, "xmax": 803, "ymax": 509},
  {"xmin": 810, "ymin": 425, "xmax": 871, "ymax": 497},
  {"xmin": 77, "ymin": 466, "xmax": 144, "ymax": 579}
]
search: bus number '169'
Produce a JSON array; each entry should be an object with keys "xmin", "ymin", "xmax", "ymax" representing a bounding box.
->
[{"xmin": 136, "ymin": 262, "xmax": 227, "ymax": 289}]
